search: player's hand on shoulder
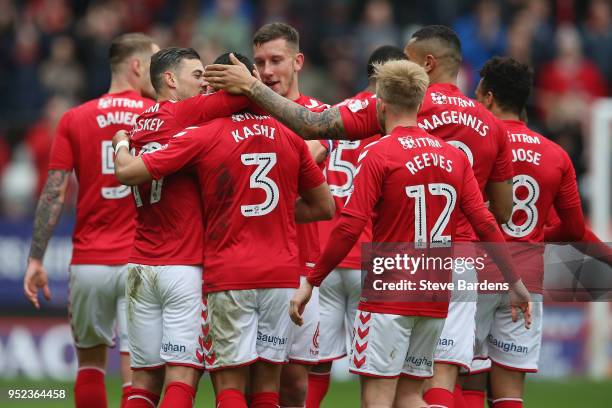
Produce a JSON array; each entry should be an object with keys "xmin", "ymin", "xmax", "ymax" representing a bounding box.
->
[
  {"xmin": 112, "ymin": 130, "xmax": 129, "ymax": 150},
  {"xmin": 289, "ymin": 280, "xmax": 314, "ymax": 326},
  {"xmin": 23, "ymin": 258, "xmax": 51, "ymax": 309},
  {"xmin": 509, "ymin": 279, "xmax": 532, "ymax": 329}
]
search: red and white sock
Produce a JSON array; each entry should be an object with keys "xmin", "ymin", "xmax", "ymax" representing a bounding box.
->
[
  {"xmin": 74, "ymin": 367, "xmax": 107, "ymax": 408},
  {"xmin": 492, "ymin": 398, "xmax": 522, "ymax": 408},
  {"xmin": 453, "ymin": 384, "xmax": 468, "ymax": 408},
  {"xmin": 462, "ymin": 390, "xmax": 486, "ymax": 408},
  {"xmin": 120, "ymin": 382, "xmax": 132, "ymax": 408},
  {"xmin": 306, "ymin": 371, "xmax": 330, "ymax": 408},
  {"xmin": 216, "ymin": 388, "xmax": 248, "ymax": 408},
  {"xmin": 159, "ymin": 381, "xmax": 196, "ymax": 408},
  {"xmin": 423, "ymin": 387, "xmax": 455, "ymax": 408},
  {"xmin": 125, "ymin": 387, "xmax": 160, "ymax": 408},
  {"xmin": 251, "ymin": 391, "xmax": 279, "ymax": 408}
]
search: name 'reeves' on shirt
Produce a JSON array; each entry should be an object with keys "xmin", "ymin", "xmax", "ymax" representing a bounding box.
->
[
  {"xmin": 336, "ymin": 84, "xmax": 514, "ymax": 243},
  {"xmin": 307, "ymin": 126, "xmax": 520, "ymax": 318}
]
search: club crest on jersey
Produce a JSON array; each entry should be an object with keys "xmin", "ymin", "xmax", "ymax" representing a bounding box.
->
[
  {"xmin": 398, "ymin": 136, "xmax": 415, "ymax": 149},
  {"xmin": 347, "ymin": 99, "xmax": 369, "ymax": 113},
  {"xmin": 430, "ymin": 92, "xmax": 448, "ymax": 105}
]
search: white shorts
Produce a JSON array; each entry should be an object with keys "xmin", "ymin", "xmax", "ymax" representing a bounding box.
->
[
  {"xmin": 202, "ymin": 288, "xmax": 294, "ymax": 370},
  {"xmin": 433, "ymin": 263, "xmax": 477, "ymax": 370},
  {"xmin": 68, "ymin": 264, "xmax": 129, "ymax": 352},
  {"xmin": 318, "ymin": 268, "xmax": 361, "ymax": 361},
  {"xmin": 289, "ymin": 276, "xmax": 320, "ymax": 364},
  {"xmin": 126, "ymin": 264, "xmax": 204, "ymax": 370},
  {"xmin": 348, "ymin": 310, "xmax": 445, "ymax": 378},
  {"xmin": 473, "ymin": 293, "xmax": 543, "ymax": 372}
]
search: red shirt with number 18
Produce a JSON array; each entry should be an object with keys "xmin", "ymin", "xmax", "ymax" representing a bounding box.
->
[
  {"xmin": 48, "ymin": 90, "xmax": 154, "ymax": 265},
  {"xmin": 128, "ymin": 91, "xmax": 249, "ymax": 265}
]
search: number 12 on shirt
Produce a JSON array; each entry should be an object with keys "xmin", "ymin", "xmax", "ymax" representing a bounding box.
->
[{"xmin": 406, "ymin": 183, "xmax": 457, "ymax": 246}]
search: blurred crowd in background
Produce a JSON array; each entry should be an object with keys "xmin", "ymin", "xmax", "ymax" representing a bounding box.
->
[{"xmin": 0, "ymin": 0, "xmax": 610, "ymax": 220}]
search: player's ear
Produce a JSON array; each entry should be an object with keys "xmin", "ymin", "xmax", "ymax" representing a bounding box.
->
[
  {"xmin": 294, "ymin": 52, "xmax": 305, "ymax": 72},
  {"xmin": 164, "ymin": 71, "xmax": 176, "ymax": 89},
  {"xmin": 485, "ymin": 91, "xmax": 494, "ymax": 108},
  {"xmin": 130, "ymin": 58, "xmax": 142, "ymax": 77},
  {"xmin": 424, "ymin": 54, "xmax": 436, "ymax": 74}
]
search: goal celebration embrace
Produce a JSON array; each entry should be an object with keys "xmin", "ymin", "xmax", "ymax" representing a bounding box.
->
[{"xmin": 13, "ymin": 2, "xmax": 612, "ymax": 408}]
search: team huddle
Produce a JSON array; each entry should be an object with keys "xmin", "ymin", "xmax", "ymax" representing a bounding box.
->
[{"xmin": 22, "ymin": 22, "xmax": 607, "ymax": 408}]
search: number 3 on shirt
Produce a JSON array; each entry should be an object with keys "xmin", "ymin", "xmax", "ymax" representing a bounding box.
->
[{"xmin": 241, "ymin": 153, "xmax": 280, "ymax": 217}]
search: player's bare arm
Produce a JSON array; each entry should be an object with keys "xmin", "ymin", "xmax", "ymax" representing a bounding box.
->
[
  {"xmin": 24, "ymin": 169, "xmax": 69, "ymax": 308},
  {"xmin": 112, "ymin": 130, "xmax": 152, "ymax": 185},
  {"xmin": 295, "ymin": 183, "xmax": 335, "ymax": 223},
  {"xmin": 486, "ymin": 178, "xmax": 513, "ymax": 224},
  {"xmin": 205, "ymin": 54, "xmax": 347, "ymax": 140}
]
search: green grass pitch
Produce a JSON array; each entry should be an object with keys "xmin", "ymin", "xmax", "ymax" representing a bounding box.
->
[{"xmin": 0, "ymin": 376, "xmax": 610, "ymax": 407}]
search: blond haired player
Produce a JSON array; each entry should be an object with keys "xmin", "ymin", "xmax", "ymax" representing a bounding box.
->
[{"xmin": 290, "ymin": 60, "xmax": 530, "ymax": 408}]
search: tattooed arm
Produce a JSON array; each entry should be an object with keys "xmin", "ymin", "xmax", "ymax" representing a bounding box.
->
[
  {"xmin": 204, "ymin": 53, "xmax": 348, "ymax": 140},
  {"xmin": 248, "ymin": 81, "xmax": 347, "ymax": 140},
  {"xmin": 24, "ymin": 169, "xmax": 69, "ymax": 308}
]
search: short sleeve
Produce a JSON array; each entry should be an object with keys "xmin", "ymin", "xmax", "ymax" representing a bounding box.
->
[
  {"xmin": 298, "ymin": 139, "xmax": 326, "ymax": 191},
  {"xmin": 48, "ymin": 110, "xmax": 75, "ymax": 170},
  {"xmin": 342, "ymin": 142, "xmax": 386, "ymax": 221},
  {"xmin": 142, "ymin": 126, "xmax": 207, "ymax": 180},
  {"xmin": 338, "ymin": 98, "xmax": 381, "ymax": 141},
  {"xmin": 554, "ymin": 150, "xmax": 582, "ymax": 210},
  {"xmin": 489, "ymin": 120, "xmax": 514, "ymax": 182},
  {"xmin": 175, "ymin": 91, "xmax": 249, "ymax": 127}
]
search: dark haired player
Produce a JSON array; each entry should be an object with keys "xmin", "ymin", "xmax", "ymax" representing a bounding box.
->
[
  {"xmin": 308, "ymin": 44, "xmax": 407, "ymax": 408},
  {"xmin": 462, "ymin": 56, "xmax": 587, "ymax": 408},
  {"xmin": 112, "ymin": 54, "xmax": 335, "ymax": 408},
  {"xmin": 122, "ymin": 47, "xmax": 249, "ymax": 408},
  {"xmin": 23, "ymin": 33, "xmax": 159, "ymax": 408},
  {"xmin": 402, "ymin": 25, "xmax": 515, "ymax": 408},
  {"xmin": 250, "ymin": 22, "xmax": 332, "ymax": 407}
]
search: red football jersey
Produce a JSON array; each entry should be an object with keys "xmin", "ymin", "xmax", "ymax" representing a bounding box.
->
[
  {"xmin": 129, "ymin": 92, "xmax": 249, "ymax": 265},
  {"xmin": 483, "ymin": 120, "xmax": 581, "ymax": 292},
  {"xmin": 48, "ymin": 90, "xmax": 154, "ymax": 265},
  {"xmin": 142, "ymin": 112, "xmax": 326, "ymax": 293},
  {"xmin": 343, "ymin": 126, "xmax": 488, "ymax": 317},
  {"xmin": 294, "ymin": 94, "xmax": 329, "ymax": 274},
  {"xmin": 319, "ymin": 91, "xmax": 378, "ymax": 269},
  {"xmin": 338, "ymin": 84, "xmax": 514, "ymax": 242}
]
